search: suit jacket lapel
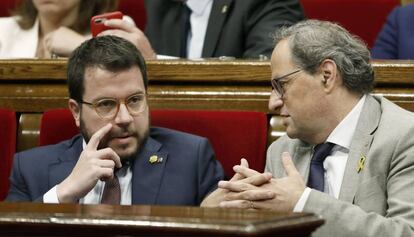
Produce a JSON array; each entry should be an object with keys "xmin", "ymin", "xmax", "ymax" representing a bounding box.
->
[
  {"xmin": 202, "ymin": 0, "xmax": 233, "ymax": 57},
  {"xmin": 48, "ymin": 136, "xmax": 83, "ymax": 187},
  {"xmin": 338, "ymin": 95, "xmax": 381, "ymax": 202},
  {"xmin": 131, "ymin": 137, "xmax": 168, "ymax": 204}
]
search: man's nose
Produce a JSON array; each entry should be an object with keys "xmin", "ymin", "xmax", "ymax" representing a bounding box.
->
[
  {"xmin": 268, "ymin": 91, "xmax": 284, "ymax": 111},
  {"xmin": 114, "ymin": 103, "xmax": 133, "ymax": 124}
]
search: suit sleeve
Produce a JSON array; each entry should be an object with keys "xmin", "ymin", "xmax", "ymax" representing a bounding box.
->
[
  {"xmin": 6, "ymin": 153, "xmax": 44, "ymax": 203},
  {"xmin": 196, "ymin": 138, "xmax": 225, "ymax": 205},
  {"xmin": 6, "ymin": 154, "xmax": 36, "ymax": 202},
  {"xmin": 243, "ymin": 0, "xmax": 304, "ymax": 58},
  {"xmin": 371, "ymin": 7, "xmax": 399, "ymax": 59},
  {"xmin": 303, "ymin": 133, "xmax": 414, "ymax": 236}
]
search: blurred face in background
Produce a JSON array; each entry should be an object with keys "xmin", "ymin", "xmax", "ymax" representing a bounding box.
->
[{"xmin": 33, "ymin": 0, "xmax": 81, "ymax": 18}]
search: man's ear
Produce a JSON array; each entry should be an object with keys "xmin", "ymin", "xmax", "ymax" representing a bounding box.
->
[
  {"xmin": 319, "ymin": 59, "xmax": 338, "ymax": 93},
  {"xmin": 68, "ymin": 99, "xmax": 81, "ymax": 128}
]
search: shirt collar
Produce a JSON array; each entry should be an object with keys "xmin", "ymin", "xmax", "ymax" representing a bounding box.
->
[
  {"xmin": 326, "ymin": 95, "xmax": 366, "ymax": 150},
  {"xmin": 186, "ymin": 0, "xmax": 213, "ymax": 15}
]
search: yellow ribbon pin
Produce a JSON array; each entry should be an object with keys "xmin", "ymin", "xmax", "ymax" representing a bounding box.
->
[
  {"xmin": 222, "ymin": 5, "xmax": 228, "ymax": 14},
  {"xmin": 149, "ymin": 155, "xmax": 163, "ymax": 164},
  {"xmin": 357, "ymin": 154, "xmax": 366, "ymax": 173},
  {"xmin": 149, "ymin": 155, "xmax": 158, "ymax": 164}
]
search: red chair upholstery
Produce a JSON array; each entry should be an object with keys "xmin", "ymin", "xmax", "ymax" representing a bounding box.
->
[
  {"xmin": 300, "ymin": 0, "xmax": 399, "ymax": 48},
  {"xmin": 0, "ymin": 108, "xmax": 16, "ymax": 200},
  {"xmin": 118, "ymin": 0, "xmax": 147, "ymax": 30},
  {"xmin": 151, "ymin": 110, "xmax": 268, "ymax": 177},
  {"xmin": 39, "ymin": 109, "xmax": 78, "ymax": 146},
  {"xmin": 39, "ymin": 109, "xmax": 268, "ymax": 177},
  {"xmin": 0, "ymin": 0, "xmax": 18, "ymax": 17}
]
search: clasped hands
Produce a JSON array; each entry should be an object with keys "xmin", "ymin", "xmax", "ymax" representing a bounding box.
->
[{"xmin": 202, "ymin": 152, "xmax": 306, "ymax": 212}]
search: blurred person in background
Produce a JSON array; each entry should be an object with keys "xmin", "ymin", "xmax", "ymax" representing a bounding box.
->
[
  {"xmin": 371, "ymin": 3, "xmax": 414, "ymax": 59},
  {"xmin": 0, "ymin": 0, "xmax": 118, "ymax": 58},
  {"xmin": 100, "ymin": 0, "xmax": 305, "ymax": 60}
]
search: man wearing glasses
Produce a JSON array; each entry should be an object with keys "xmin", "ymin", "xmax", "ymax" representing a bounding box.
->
[
  {"xmin": 7, "ymin": 36, "xmax": 224, "ymax": 205},
  {"xmin": 202, "ymin": 20, "xmax": 414, "ymax": 236}
]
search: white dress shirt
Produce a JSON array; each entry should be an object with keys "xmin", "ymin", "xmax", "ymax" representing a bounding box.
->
[
  {"xmin": 294, "ymin": 95, "xmax": 366, "ymax": 212},
  {"xmin": 185, "ymin": 0, "xmax": 213, "ymax": 59},
  {"xmin": 43, "ymin": 140, "xmax": 133, "ymax": 205}
]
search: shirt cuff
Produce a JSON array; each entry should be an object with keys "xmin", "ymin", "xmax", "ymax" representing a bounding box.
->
[
  {"xmin": 43, "ymin": 185, "xmax": 60, "ymax": 203},
  {"xmin": 293, "ymin": 187, "xmax": 311, "ymax": 212}
]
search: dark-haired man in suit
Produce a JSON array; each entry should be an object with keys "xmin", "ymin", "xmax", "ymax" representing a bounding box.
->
[{"xmin": 7, "ymin": 35, "xmax": 224, "ymax": 205}]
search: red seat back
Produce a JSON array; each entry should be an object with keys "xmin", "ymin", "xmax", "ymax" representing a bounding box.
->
[
  {"xmin": 118, "ymin": 0, "xmax": 147, "ymax": 30},
  {"xmin": 39, "ymin": 109, "xmax": 268, "ymax": 177},
  {"xmin": 39, "ymin": 109, "xmax": 78, "ymax": 146},
  {"xmin": 151, "ymin": 110, "xmax": 268, "ymax": 176},
  {"xmin": 0, "ymin": 0, "xmax": 18, "ymax": 17},
  {"xmin": 0, "ymin": 108, "xmax": 16, "ymax": 200},
  {"xmin": 300, "ymin": 0, "xmax": 399, "ymax": 48}
]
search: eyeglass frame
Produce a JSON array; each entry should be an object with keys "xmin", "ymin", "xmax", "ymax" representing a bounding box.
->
[
  {"xmin": 80, "ymin": 92, "xmax": 148, "ymax": 120},
  {"xmin": 271, "ymin": 69, "xmax": 301, "ymax": 98}
]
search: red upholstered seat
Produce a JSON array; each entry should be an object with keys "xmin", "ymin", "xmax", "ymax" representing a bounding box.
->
[
  {"xmin": 300, "ymin": 0, "xmax": 399, "ymax": 48},
  {"xmin": 151, "ymin": 110, "xmax": 268, "ymax": 176},
  {"xmin": 39, "ymin": 109, "xmax": 78, "ymax": 147},
  {"xmin": 118, "ymin": 0, "xmax": 147, "ymax": 30},
  {"xmin": 39, "ymin": 109, "xmax": 268, "ymax": 177},
  {"xmin": 0, "ymin": 0, "xmax": 17, "ymax": 17},
  {"xmin": 0, "ymin": 108, "xmax": 16, "ymax": 200}
]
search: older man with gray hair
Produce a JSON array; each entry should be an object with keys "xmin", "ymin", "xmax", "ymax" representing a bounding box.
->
[{"xmin": 202, "ymin": 20, "xmax": 414, "ymax": 236}]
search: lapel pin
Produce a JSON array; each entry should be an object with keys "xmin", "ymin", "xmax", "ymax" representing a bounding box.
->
[
  {"xmin": 222, "ymin": 5, "xmax": 228, "ymax": 14},
  {"xmin": 149, "ymin": 155, "xmax": 163, "ymax": 164},
  {"xmin": 357, "ymin": 154, "xmax": 366, "ymax": 173}
]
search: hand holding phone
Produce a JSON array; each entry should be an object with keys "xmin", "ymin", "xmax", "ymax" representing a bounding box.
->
[{"xmin": 90, "ymin": 11, "xmax": 123, "ymax": 37}]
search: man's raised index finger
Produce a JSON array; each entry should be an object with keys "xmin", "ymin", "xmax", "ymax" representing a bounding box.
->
[{"xmin": 86, "ymin": 123, "xmax": 112, "ymax": 151}]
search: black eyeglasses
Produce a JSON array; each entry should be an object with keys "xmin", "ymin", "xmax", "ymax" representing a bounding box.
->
[
  {"xmin": 271, "ymin": 69, "xmax": 301, "ymax": 98},
  {"xmin": 81, "ymin": 93, "xmax": 147, "ymax": 120}
]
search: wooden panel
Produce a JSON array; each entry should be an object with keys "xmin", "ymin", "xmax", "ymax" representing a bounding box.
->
[
  {"xmin": 401, "ymin": 0, "xmax": 414, "ymax": 5},
  {"xmin": 0, "ymin": 202, "xmax": 324, "ymax": 237},
  {"xmin": 17, "ymin": 114, "xmax": 41, "ymax": 152},
  {"xmin": 2, "ymin": 59, "xmax": 414, "ymax": 151}
]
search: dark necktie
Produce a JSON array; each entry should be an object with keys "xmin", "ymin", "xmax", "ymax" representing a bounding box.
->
[
  {"xmin": 180, "ymin": 4, "xmax": 191, "ymax": 58},
  {"xmin": 308, "ymin": 143, "xmax": 335, "ymax": 192},
  {"xmin": 101, "ymin": 175, "xmax": 121, "ymax": 204}
]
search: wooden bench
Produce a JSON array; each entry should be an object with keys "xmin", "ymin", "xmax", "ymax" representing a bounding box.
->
[{"xmin": 1, "ymin": 59, "xmax": 414, "ymax": 152}]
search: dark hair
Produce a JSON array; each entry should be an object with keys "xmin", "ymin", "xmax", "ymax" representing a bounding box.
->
[
  {"xmin": 273, "ymin": 20, "xmax": 374, "ymax": 94},
  {"xmin": 67, "ymin": 35, "xmax": 148, "ymax": 103},
  {"xmin": 12, "ymin": 0, "xmax": 118, "ymax": 34}
]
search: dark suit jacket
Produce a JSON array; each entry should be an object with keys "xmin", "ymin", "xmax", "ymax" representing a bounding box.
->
[
  {"xmin": 145, "ymin": 0, "xmax": 304, "ymax": 58},
  {"xmin": 371, "ymin": 4, "xmax": 414, "ymax": 59},
  {"xmin": 6, "ymin": 127, "xmax": 224, "ymax": 205}
]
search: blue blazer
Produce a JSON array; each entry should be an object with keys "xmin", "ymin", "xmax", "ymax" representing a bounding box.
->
[
  {"xmin": 371, "ymin": 4, "xmax": 414, "ymax": 59},
  {"xmin": 6, "ymin": 127, "xmax": 224, "ymax": 205}
]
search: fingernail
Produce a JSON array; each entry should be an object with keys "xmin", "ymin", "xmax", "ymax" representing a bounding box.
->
[{"xmin": 218, "ymin": 181, "xmax": 227, "ymax": 187}]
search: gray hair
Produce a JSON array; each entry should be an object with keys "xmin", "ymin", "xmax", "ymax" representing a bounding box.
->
[{"xmin": 273, "ymin": 20, "xmax": 374, "ymax": 94}]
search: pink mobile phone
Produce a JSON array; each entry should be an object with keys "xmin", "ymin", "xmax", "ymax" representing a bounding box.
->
[{"xmin": 90, "ymin": 11, "xmax": 123, "ymax": 37}]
